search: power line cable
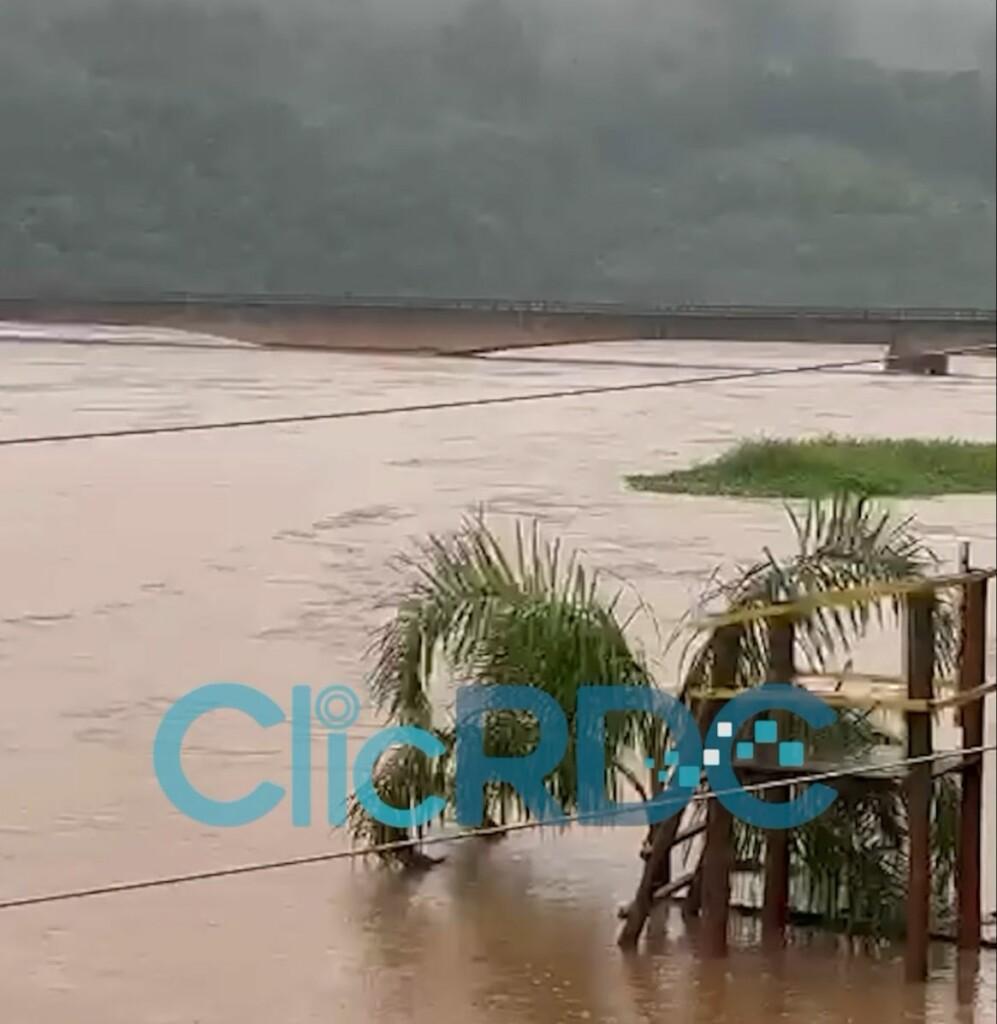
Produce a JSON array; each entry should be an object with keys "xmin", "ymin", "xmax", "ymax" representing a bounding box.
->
[
  {"xmin": 2, "ymin": 342, "xmax": 993, "ymax": 450},
  {"xmin": 2, "ymin": 740, "xmax": 992, "ymax": 911}
]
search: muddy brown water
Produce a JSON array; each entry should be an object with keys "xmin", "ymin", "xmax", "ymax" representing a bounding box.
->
[{"xmin": 1, "ymin": 330, "xmax": 995, "ymax": 1022}]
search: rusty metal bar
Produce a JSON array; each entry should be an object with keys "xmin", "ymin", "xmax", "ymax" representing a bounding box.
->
[
  {"xmin": 905, "ymin": 593, "xmax": 935, "ymax": 983},
  {"xmin": 957, "ymin": 574, "xmax": 989, "ymax": 950},
  {"xmin": 762, "ymin": 616, "xmax": 795, "ymax": 950}
]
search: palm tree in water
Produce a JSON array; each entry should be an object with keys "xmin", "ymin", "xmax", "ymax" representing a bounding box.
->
[{"xmin": 349, "ymin": 493, "xmax": 959, "ymax": 939}]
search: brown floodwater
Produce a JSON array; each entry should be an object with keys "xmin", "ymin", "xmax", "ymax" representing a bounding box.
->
[{"xmin": 1, "ymin": 329, "xmax": 995, "ymax": 1022}]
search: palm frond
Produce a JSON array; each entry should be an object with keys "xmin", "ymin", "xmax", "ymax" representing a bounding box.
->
[
  {"xmin": 675, "ymin": 493, "xmax": 957, "ymax": 694},
  {"xmin": 353, "ymin": 493, "xmax": 966, "ymax": 935},
  {"xmin": 684, "ymin": 495, "xmax": 963, "ymax": 940},
  {"xmin": 352, "ymin": 515, "xmax": 656, "ymax": 859}
]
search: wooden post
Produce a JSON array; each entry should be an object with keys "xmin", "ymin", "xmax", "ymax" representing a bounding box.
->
[
  {"xmin": 700, "ymin": 624, "xmax": 741, "ymax": 959},
  {"xmin": 618, "ymin": 707, "xmax": 708, "ymax": 948},
  {"xmin": 682, "ymin": 861, "xmax": 704, "ymax": 919},
  {"xmin": 956, "ymin": 950, "xmax": 980, "ymax": 1007},
  {"xmin": 762, "ymin": 615, "xmax": 794, "ymax": 950},
  {"xmin": 957, "ymin": 573, "xmax": 988, "ymax": 950},
  {"xmin": 905, "ymin": 592, "xmax": 935, "ymax": 983}
]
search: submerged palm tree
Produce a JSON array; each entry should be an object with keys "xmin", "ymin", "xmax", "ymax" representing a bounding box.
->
[
  {"xmin": 670, "ymin": 494, "xmax": 961, "ymax": 937},
  {"xmin": 348, "ymin": 516, "xmax": 658, "ymax": 865},
  {"xmin": 349, "ymin": 494, "xmax": 959, "ymax": 937}
]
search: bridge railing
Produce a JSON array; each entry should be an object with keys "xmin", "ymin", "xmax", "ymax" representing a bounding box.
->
[{"xmin": 1, "ymin": 293, "xmax": 995, "ymax": 322}]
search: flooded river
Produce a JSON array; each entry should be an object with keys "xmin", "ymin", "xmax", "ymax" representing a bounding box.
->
[{"xmin": 1, "ymin": 331, "xmax": 995, "ymax": 1022}]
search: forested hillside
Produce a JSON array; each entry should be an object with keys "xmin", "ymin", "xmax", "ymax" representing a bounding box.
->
[{"xmin": 2, "ymin": 0, "xmax": 994, "ymax": 304}]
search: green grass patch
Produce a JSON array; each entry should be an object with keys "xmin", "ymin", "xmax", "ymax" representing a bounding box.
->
[{"xmin": 626, "ymin": 437, "xmax": 997, "ymax": 499}]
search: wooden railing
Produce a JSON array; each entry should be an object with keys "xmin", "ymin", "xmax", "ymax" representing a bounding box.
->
[{"xmin": 618, "ymin": 567, "xmax": 994, "ymax": 983}]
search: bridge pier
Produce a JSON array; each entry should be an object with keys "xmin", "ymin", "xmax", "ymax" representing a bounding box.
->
[
  {"xmin": 884, "ymin": 323, "xmax": 996, "ymax": 375},
  {"xmin": 884, "ymin": 328, "xmax": 951, "ymax": 375}
]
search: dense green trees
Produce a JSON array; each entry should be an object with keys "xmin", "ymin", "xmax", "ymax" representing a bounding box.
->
[{"xmin": 1, "ymin": 0, "xmax": 994, "ymax": 304}]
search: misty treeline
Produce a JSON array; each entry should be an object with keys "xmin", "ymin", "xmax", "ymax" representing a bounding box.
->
[{"xmin": 1, "ymin": 0, "xmax": 994, "ymax": 304}]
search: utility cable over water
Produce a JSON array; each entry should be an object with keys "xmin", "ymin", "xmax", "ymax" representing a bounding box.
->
[
  {"xmin": 0, "ymin": 342, "xmax": 994, "ymax": 449},
  {"xmin": 2, "ymin": 742, "xmax": 993, "ymax": 911}
]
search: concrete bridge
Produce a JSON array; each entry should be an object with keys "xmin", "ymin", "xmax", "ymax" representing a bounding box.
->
[{"xmin": 1, "ymin": 295, "xmax": 994, "ymax": 363}]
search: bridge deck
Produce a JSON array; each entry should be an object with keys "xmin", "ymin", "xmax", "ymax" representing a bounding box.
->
[{"xmin": 2, "ymin": 296, "xmax": 994, "ymax": 355}]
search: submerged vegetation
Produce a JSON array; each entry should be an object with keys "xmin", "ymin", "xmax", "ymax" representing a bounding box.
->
[
  {"xmin": 1, "ymin": 0, "xmax": 995, "ymax": 303},
  {"xmin": 352, "ymin": 495, "xmax": 962, "ymax": 939},
  {"xmin": 676, "ymin": 495, "xmax": 961, "ymax": 938},
  {"xmin": 626, "ymin": 437, "xmax": 997, "ymax": 498}
]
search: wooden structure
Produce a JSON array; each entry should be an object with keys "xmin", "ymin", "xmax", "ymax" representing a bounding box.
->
[{"xmin": 616, "ymin": 566, "xmax": 994, "ymax": 984}]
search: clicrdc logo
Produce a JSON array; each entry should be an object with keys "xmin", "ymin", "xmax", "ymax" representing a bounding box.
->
[{"xmin": 153, "ymin": 683, "xmax": 839, "ymax": 831}]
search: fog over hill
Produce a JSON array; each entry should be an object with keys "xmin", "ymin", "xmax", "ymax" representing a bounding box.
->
[{"xmin": 2, "ymin": 0, "xmax": 994, "ymax": 304}]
